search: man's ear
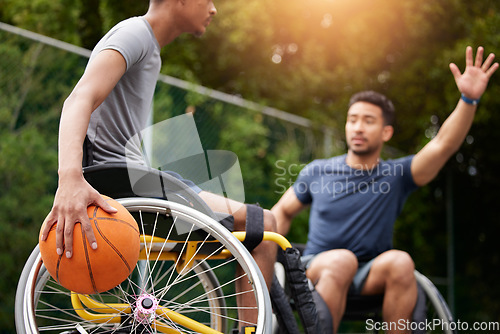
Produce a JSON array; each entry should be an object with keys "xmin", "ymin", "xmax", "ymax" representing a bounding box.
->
[{"xmin": 382, "ymin": 125, "xmax": 394, "ymax": 142}]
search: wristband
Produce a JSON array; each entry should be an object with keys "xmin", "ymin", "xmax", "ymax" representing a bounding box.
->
[{"xmin": 461, "ymin": 93, "xmax": 480, "ymax": 105}]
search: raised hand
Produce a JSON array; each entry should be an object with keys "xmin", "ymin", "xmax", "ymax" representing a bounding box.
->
[{"xmin": 449, "ymin": 46, "xmax": 498, "ymax": 101}]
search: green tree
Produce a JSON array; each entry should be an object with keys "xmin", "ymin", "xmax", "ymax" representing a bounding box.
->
[
  {"xmin": 0, "ymin": 34, "xmax": 84, "ymax": 331},
  {"xmin": 2, "ymin": 0, "xmax": 500, "ymax": 328}
]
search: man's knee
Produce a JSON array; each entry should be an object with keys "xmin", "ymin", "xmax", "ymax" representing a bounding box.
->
[
  {"xmin": 382, "ymin": 250, "xmax": 415, "ymax": 283},
  {"xmin": 233, "ymin": 206, "xmax": 276, "ymax": 233},
  {"xmin": 263, "ymin": 209, "xmax": 277, "ymax": 232},
  {"xmin": 322, "ymin": 249, "xmax": 358, "ymax": 268},
  {"xmin": 247, "ymin": 208, "xmax": 276, "ymax": 257},
  {"xmin": 308, "ymin": 249, "xmax": 358, "ymax": 284}
]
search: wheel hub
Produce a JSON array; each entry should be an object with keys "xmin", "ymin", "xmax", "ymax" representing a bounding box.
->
[{"xmin": 134, "ymin": 294, "xmax": 158, "ymax": 324}]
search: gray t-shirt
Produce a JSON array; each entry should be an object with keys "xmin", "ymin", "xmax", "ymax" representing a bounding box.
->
[{"xmin": 85, "ymin": 16, "xmax": 161, "ymax": 165}]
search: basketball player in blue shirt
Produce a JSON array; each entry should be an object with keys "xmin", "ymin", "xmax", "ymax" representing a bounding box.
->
[{"xmin": 272, "ymin": 46, "xmax": 498, "ymax": 333}]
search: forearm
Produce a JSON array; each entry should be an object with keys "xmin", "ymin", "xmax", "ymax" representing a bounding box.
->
[
  {"xmin": 433, "ymin": 99, "xmax": 477, "ymax": 156},
  {"xmin": 272, "ymin": 187, "xmax": 306, "ymax": 235},
  {"xmin": 271, "ymin": 206, "xmax": 293, "ymax": 236},
  {"xmin": 412, "ymin": 98, "xmax": 478, "ymax": 186},
  {"xmin": 57, "ymin": 96, "xmax": 94, "ymax": 179}
]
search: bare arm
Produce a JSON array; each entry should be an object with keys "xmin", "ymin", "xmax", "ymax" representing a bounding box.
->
[
  {"xmin": 271, "ymin": 187, "xmax": 308, "ymax": 236},
  {"xmin": 40, "ymin": 50, "xmax": 127, "ymax": 258},
  {"xmin": 411, "ymin": 46, "xmax": 498, "ymax": 186}
]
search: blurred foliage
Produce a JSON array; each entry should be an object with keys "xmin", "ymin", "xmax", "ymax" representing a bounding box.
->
[{"xmin": 2, "ymin": 0, "xmax": 500, "ymax": 331}]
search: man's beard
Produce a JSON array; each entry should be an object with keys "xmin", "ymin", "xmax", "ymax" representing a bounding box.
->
[{"xmin": 346, "ymin": 141, "xmax": 381, "ymax": 156}]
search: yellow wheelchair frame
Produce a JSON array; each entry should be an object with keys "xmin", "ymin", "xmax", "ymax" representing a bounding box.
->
[
  {"xmin": 34, "ymin": 193, "xmax": 291, "ymax": 334},
  {"xmin": 67, "ymin": 229, "xmax": 290, "ymax": 334}
]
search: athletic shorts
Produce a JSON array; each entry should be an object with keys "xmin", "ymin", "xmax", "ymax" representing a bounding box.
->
[{"xmin": 301, "ymin": 254, "xmax": 376, "ymax": 295}]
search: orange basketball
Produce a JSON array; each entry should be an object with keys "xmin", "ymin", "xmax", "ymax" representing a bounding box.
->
[{"xmin": 39, "ymin": 195, "xmax": 140, "ymax": 294}]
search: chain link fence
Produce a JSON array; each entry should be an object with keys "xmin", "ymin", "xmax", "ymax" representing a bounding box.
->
[{"xmin": 0, "ymin": 22, "xmax": 344, "ymax": 209}]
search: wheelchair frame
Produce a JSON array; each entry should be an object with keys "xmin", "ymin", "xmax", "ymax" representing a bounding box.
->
[
  {"xmin": 15, "ymin": 164, "xmax": 456, "ymax": 334},
  {"xmin": 15, "ymin": 164, "xmax": 290, "ymax": 334},
  {"xmin": 16, "ymin": 196, "xmax": 294, "ymax": 334}
]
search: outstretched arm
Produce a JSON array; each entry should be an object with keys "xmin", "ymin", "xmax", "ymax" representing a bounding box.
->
[{"xmin": 411, "ymin": 46, "xmax": 498, "ymax": 186}]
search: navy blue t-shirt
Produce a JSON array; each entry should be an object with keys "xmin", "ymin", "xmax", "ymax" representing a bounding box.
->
[{"xmin": 293, "ymin": 154, "xmax": 418, "ymax": 260}]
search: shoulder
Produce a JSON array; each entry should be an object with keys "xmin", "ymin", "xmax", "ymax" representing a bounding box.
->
[
  {"xmin": 382, "ymin": 155, "xmax": 417, "ymax": 188},
  {"xmin": 95, "ymin": 17, "xmax": 159, "ymax": 69},
  {"xmin": 103, "ymin": 17, "xmax": 155, "ymax": 48},
  {"xmin": 300, "ymin": 155, "xmax": 345, "ymax": 174},
  {"xmin": 383, "ymin": 155, "xmax": 414, "ymax": 168},
  {"xmin": 109, "ymin": 17, "xmax": 150, "ymax": 36}
]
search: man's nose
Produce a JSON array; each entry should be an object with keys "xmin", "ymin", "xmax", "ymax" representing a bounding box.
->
[{"xmin": 209, "ymin": 2, "xmax": 217, "ymax": 16}]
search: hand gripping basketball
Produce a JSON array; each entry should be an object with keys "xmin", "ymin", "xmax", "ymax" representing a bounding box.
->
[{"xmin": 39, "ymin": 195, "xmax": 140, "ymax": 294}]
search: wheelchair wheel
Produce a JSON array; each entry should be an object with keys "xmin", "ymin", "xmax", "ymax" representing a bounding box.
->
[
  {"xmin": 414, "ymin": 271, "xmax": 456, "ymax": 334},
  {"xmin": 15, "ymin": 198, "xmax": 272, "ymax": 334}
]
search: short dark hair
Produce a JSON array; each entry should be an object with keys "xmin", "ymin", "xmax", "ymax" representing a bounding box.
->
[{"xmin": 348, "ymin": 91, "xmax": 395, "ymax": 126}]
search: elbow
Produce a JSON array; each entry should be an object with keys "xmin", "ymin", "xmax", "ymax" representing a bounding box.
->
[
  {"xmin": 62, "ymin": 93, "xmax": 75, "ymax": 112},
  {"xmin": 62, "ymin": 86, "xmax": 102, "ymax": 113},
  {"xmin": 275, "ymin": 214, "xmax": 292, "ymax": 237},
  {"xmin": 62, "ymin": 90, "xmax": 85, "ymax": 112}
]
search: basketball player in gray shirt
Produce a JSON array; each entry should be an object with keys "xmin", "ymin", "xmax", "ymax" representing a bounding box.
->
[{"xmin": 40, "ymin": 0, "xmax": 277, "ymax": 329}]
